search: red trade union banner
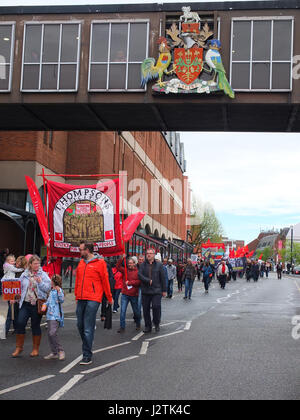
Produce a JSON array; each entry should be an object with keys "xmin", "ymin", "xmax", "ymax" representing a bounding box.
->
[
  {"xmin": 174, "ymin": 48, "xmax": 203, "ymax": 85},
  {"xmin": 2, "ymin": 281, "xmax": 21, "ymax": 301},
  {"xmin": 47, "ymin": 179, "xmax": 123, "ymax": 257},
  {"xmin": 202, "ymin": 240, "xmax": 225, "ymax": 250}
]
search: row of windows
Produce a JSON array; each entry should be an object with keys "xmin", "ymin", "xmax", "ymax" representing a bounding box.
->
[{"xmin": 0, "ymin": 17, "xmax": 295, "ymax": 93}]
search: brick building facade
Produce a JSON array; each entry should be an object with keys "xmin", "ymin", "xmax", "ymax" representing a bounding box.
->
[{"xmin": 0, "ymin": 130, "xmax": 191, "ymax": 257}]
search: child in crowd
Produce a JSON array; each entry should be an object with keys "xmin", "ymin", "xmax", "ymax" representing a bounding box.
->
[
  {"xmin": 2, "ymin": 254, "xmax": 24, "ymax": 280},
  {"xmin": 1, "ymin": 255, "xmax": 24, "ymax": 338},
  {"xmin": 43, "ymin": 274, "xmax": 65, "ymax": 361}
]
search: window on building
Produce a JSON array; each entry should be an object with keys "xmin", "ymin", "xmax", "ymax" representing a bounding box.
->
[
  {"xmin": 0, "ymin": 190, "xmax": 27, "ymax": 210},
  {"xmin": 0, "ymin": 23, "xmax": 15, "ymax": 92},
  {"xmin": 89, "ymin": 20, "xmax": 149, "ymax": 91},
  {"xmin": 21, "ymin": 22, "xmax": 81, "ymax": 92},
  {"xmin": 230, "ymin": 17, "xmax": 294, "ymax": 91}
]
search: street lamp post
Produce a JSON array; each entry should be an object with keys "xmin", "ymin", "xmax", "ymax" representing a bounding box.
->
[{"xmin": 290, "ymin": 225, "xmax": 294, "ymax": 267}]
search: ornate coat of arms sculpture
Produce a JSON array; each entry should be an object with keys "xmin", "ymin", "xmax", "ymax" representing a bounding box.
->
[{"xmin": 141, "ymin": 6, "xmax": 235, "ymax": 98}]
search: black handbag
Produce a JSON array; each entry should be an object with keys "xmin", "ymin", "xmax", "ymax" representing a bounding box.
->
[{"xmin": 104, "ymin": 304, "xmax": 112, "ymax": 330}]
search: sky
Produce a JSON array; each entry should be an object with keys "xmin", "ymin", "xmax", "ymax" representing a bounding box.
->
[
  {"xmin": 182, "ymin": 132, "xmax": 300, "ymax": 244},
  {"xmin": 1, "ymin": 0, "xmax": 295, "ymax": 245}
]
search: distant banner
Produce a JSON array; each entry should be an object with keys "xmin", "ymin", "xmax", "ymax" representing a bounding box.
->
[
  {"xmin": 47, "ymin": 179, "xmax": 123, "ymax": 257},
  {"xmin": 202, "ymin": 240, "xmax": 225, "ymax": 261},
  {"xmin": 229, "ymin": 257, "xmax": 246, "ymax": 272}
]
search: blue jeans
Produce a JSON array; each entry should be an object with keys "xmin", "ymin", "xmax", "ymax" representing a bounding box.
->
[
  {"xmin": 5, "ymin": 302, "xmax": 19, "ymax": 335},
  {"xmin": 16, "ymin": 302, "xmax": 42, "ymax": 335},
  {"xmin": 120, "ymin": 294, "xmax": 140, "ymax": 329},
  {"xmin": 112, "ymin": 288, "xmax": 122, "ymax": 312},
  {"xmin": 185, "ymin": 278, "xmax": 194, "ymax": 298},
  {"xmin": 167, "ymin": 279, "xmax": 174, "ymax": 297},
  {"xmin": 76, "ymin": 300, "xmax": 100, "ymax": 359}
]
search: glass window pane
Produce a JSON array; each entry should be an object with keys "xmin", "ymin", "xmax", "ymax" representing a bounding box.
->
[
  {"xmin": 110, "ymin": 24, "xmax": 128, "ymax": 62},
  {"xmin": 231, "ymin": 63, "xmax": 250, "ymax": 89},
  {"xmin": 127, "ymin": 64, "xmax": 142, "ymax": 89},
  {"xmin": 232, "ymin": 21, "xmax": 251, "ymax": 61},
  {"xmin": 0, "ymin": 65, "xmax": 9, "ymax": 90},
  {"xmin": 22, "ymin": 64, "xmax": 39, "ymax": 90},
  {"xmin": 252, "ymin": 63, "xmax": 270, "ymax": 89},
  {"xmin": 109, "ymin": 64, "xmax": 126, "ymax": 89},
  {"xmin": 42, "ymin": 24, "xmax": 60, "ymax": 63},
  {"xmin": 91, "ymin": 24, "xmax": 109, "ymax": 62},
  {"xmin": 61, "ymin": 24, "xmax": 79, "ymax": 63},
  {"xmin": 59, "ymin": 64, "xmax": 77, "ymax": 90},
  {"xmin": 0, "ymin": 25, "xmax": 12, "ymax": 63},
  {"xmin": 41, "ymin": 64, "xmax": 58, "ymax": 89},
  {"xmin": 129, "ymin": 23, "xmax": 147, "ymax": 62},
  {"xmin": 273, "ymin": 21, "xmax": 292, "ymax": 61},
  {"xmin": 24, "ymin": 25, "xmax": 42, "ymax": 63},
  {"xmin": 272, "ymin": 63, "xmax": 291, "ymax": 89},
  {"xmin": 253, "ymin": 21, "xmax": 271, "ymax": 61},
  {"xmin": 90, "ymin": 64, "xmax": 107, "ymax": 89}
]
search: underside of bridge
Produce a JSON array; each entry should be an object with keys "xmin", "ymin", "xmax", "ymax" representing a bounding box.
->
[
  {"xmin": 0, "ymin": 102, "xmax": 299, "ymax": 132},
  {"xmin": 0, "ymin": 1, "xmax": 299, "ymax": 132}
]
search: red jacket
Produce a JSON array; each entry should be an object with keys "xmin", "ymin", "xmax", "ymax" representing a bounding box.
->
[
  {"xmin": 116, "ymin": 258, "xmax": 141, "ymax": 297},
  {"xmin": 75, "ymin": 257, "xmax": 113, "ymax": 304},
  {"xmin": 43, "ymin": 258, "xmax": 62, "ymax": 278},
  {"xmin": 112, "ymin": 267, "xmax": 123, "ymax": 290}
]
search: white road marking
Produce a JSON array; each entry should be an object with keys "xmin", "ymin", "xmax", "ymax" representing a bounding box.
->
[
  {"xmin": 81, "ymin": 355, "xmax": 139, "ymax": 374},
  {"xmin": 60, "ymin": 342, "xmax": 131, "ymax": 373},
  {"xmin": 132, "ymin": 331, "xmax": 144, "ymax": 341},
  {"xmin": 160, "ymin": 322, "xmax": 176, "ymax": 327},
  {"xmin": 0, "ymin": 375, "xmax": 55, "ymax": 396},
  {"xmin": 145, "ymin": 330, "xmax": 184, "ymax": 342},
  {"xmin": 48, "ymin": 375, "xmax": 84, "ymax": 400},
  {"xmin": 184, "ymin": 322, "xmax": 192, "ymax": 330},
  {"xmin": 139, "ymin": 341, "xmax": 149, "ymax": 355},
  {"xmin": 93, "ymin": 342, "xmax": 131, "ymax": 355}
]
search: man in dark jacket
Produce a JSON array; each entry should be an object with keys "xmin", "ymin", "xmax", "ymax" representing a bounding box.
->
[{"xmin": 138, "ymin": 248, "xmax": 167, "ymax": 333}]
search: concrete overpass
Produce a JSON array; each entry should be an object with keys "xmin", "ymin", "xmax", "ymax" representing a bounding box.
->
[{"xmin": 0, "ymin": 1, "xmax": 299, "ymax": 132}]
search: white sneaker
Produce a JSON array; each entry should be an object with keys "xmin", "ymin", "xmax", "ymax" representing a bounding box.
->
[
  {"xmin": 44, "ymin": 353, "xmax": 58, "ymax": 360},
  {"xmin": 58, "ymin": 351, "xmax": 65, "ymax": 361}
]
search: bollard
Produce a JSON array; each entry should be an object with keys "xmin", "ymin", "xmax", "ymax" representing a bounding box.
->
[{"xmin": 0, "ymin": 315, "xmax": 6, "ymax": 339}]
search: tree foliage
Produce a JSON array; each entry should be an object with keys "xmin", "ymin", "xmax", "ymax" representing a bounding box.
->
[
  {"xmin": 256, "ymin": 246, "xmax": 274, "ymax": 261},
  {"xmin": 279, "ymin": 241, "xmax": 300, "ymax": 265},
  {"xmin": 190, "ymin": 196, "xmax": 223, "ymax": 250}
]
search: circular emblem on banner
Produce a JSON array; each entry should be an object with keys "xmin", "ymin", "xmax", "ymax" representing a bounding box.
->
[{"xmin": 63, "ymin": 200, "xmax": 104, "ymax": 245}]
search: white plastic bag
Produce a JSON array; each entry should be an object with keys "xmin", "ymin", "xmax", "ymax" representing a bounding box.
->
[{"xmin": 0, "ymin": 315, "xmax": 6, "ymax": 339}]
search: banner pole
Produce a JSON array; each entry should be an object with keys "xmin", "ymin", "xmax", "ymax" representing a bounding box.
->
[
  {"xmin": 42, "ymin": 168, "xmax": 50, "ymax": 262},
  {"xmin": 120, "ymin": 174, "xmax": 128, "ymax": 282},
  {"xmin": 11, "ymin": 302, "xmax": 14, "ymax": 322}
]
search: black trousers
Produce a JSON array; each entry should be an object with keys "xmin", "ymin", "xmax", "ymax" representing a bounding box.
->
[
  {"xmin": 142, "ymin": 294, "xmax": 162, "ymax": 329},
  {"xmin": 219, "ymin": 275, "xmax": 227, "ymax": 289}
]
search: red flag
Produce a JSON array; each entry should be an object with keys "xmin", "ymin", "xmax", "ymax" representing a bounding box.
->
[
  {"xmin": 258, "ymin": 253, "xmax": 263, "ymax": 260},
  {"xmin": 122, "ymin": 212, "xmax": 146, "ymax": 242},
  {"xmin": 25, "ymin": 176, "xmax": 49, "ymax": 246}
]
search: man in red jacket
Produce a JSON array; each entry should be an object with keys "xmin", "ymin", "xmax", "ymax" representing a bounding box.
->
[
  {"xmin": 76, "ymin": 242, "xmax": 113, "ymax": 365},
  {"xmin": 116, "ymin": 255, "xmax": 141, "ymax": 333}
]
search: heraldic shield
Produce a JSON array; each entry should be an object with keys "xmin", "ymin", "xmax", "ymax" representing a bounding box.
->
[{"xmin": 174, "ymin": 48, "xmax": 203, "ymax": 85}]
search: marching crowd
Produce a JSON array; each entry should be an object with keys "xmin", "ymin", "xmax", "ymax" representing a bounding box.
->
[{"xmin": 0, "ymin": 245, "xmax": 288, "ymax": 366}]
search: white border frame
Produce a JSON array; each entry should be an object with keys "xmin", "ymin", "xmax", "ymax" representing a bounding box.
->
[
  {"xmin": 21, "ymin": 20, "xmax": 82, "ymax": 93},
  {"xmin": 88, "ymin": 19, "xmax": 150, "ymax": 92},
  {"xmin": 230, "ymin": 16, "xmax": 294, "ymax": 92},
  {"xmin": 0, "ymin": 22, "xmax": 15, "ymax": 93}
]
